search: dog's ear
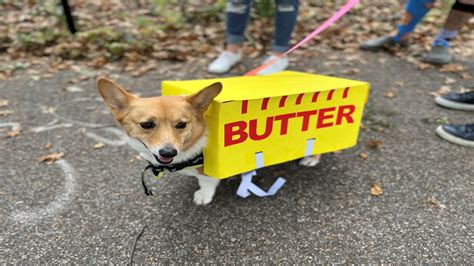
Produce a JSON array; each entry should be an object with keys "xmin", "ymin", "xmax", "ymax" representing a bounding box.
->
[
  {"xmin": 97, "ymin": 78, "xmax": 135, "ymax": 110},
  {"xmin": 187, "ymin": 82, "xmax": 222, "ymax": 112}
]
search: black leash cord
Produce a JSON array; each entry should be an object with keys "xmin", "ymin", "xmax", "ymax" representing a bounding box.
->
[{"xmin": 139, "ymin": 153, "xmax": 203, "ymax": 196}]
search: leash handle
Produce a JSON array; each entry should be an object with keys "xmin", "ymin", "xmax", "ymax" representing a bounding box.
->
[{"xmin": 244, "ymin": 0, "xmax": 360, "ymax": 76}]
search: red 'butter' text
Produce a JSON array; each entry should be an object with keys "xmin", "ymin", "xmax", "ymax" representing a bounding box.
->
[{"xmin": 224, "ymin": 104, "xmax": 355, "ymax": 147}]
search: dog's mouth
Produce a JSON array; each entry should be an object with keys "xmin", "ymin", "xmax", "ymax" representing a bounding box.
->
[{"xmin": 154, "ymin": 154, "xmax": 174, "ymax": 165}]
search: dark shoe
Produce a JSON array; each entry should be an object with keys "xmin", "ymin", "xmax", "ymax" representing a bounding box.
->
[
  {"xmin": 360, "ymin": 36, "xmax": 408, "ymax": 51},
  {"xmin": 424, "ymin": 46, "xmax": 452, "ymax": 65},
  {"xmin": 435, "ymin": 91, "xmax": 474, "ymax": 111},
  {"xmin": 436, "ymin": 124, "xmax": 474, "ymax": 147}
]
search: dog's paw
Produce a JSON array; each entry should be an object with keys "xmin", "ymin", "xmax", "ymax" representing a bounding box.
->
[
  {"xmin": 299, "ymin": 155, "xmax": 321, "ymax": 167},
  {"xmin": 193, "ymin": 188, "xmax": 214, "ymax": 205}
]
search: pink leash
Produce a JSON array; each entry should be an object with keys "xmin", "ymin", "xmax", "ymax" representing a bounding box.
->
[{"xmin": 244, "ymin": 0, "xmax": 360, "ymax": 76}]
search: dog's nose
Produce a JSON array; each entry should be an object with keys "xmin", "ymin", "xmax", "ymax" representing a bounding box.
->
[{"xmin": 159, "ymin": 145, "xmax": 177, "ymax": 158}]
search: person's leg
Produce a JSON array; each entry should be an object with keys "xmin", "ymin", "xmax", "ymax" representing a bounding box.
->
[
  {"xmin": 208, "ymin": 0, "xmax": 252, "ymax": 73},
  {"xmin": 272, "ymin": 0, "xmax": 299, "ymax": 53},
  {"xmin": 256, "ymin": 0, "xmax": 298, "ymax": 75},
  {"xmin": 226, "ymin": 0, "xmax": 253, "ymax": 52},
  {"xmin": 361, "ymin": 0, "xmax": 434, "ymax": 51},
  {"xmin": 392, "ymin": 0, "xmax": 435, "ymax": 42},
  {"xmin": 425, "ymin": 0, "xmax": 473, "ymax": 64}
]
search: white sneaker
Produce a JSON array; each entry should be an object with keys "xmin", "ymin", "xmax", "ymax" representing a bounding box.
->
[
  {"xmin": 256, "ymin": 55, "xmax": 289, "ymax": 75},
  {"xmin": 208, "ymin": 51, "xmax": 242, "ymax": 74}
]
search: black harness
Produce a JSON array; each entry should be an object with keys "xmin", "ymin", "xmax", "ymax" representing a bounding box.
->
[{"xmin": 140, "ymin": 154, "xmax": 204, "ymax": 196}]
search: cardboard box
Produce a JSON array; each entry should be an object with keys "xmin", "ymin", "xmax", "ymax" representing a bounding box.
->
[{"xmin": 162, "ymin": 71, "xmax": 370, "ymax": 179}]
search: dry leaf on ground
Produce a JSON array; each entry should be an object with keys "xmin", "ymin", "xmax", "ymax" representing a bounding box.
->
[
  {"xmin": 460, "ymin": 72, "xmax": 471, "ymax": 80},
  {"xmin": 429, "ymin": 85, "xmax": 452, "ymax": 97},
  {"xmin": 342, "ymin": 68, "xmax": 360, "ymax": 75},
  {"xmin": 417, "ymin": 62, "xmax": 431, "ymax": 70},
  {"xmin": 0, "ymin": 99, "xmax": 8, "ymax": 107},
  {"xmin": 370, "ymin": 183, "xmax": 383, "ymax": 196},
  {"xmin": 439, "ymin": 64, "xmax": 464, "ymax": 73},
  {"xmin": 359, "ymin": 152, "xmax": 368, "ymax": 160},
  {"xmin": 367, "ymin": 139, "xmax": 383, "ymax": 149},
  {"xmin": 37, "ymin": 152, "xmax": 64, "ymax": 165},
  {"xmin": 65, "ymin": 86, "xmax": 84, "ymax": 92},
  {"xmin": 6, "ymin": 128, "xmax": 21, "ymax": 138},
  {"xmin": 44, "ymin": 142, "xmax": 52, "ymax": 149},
  {"xmin": 444, "ymin": 77, "xmax": 456, "ymax": 85},
  {"xmin": 426, "ymin": 196, "xmax": 446, "ymax": 208},
  {"xmin": 94, "ymin": 142, "xmax": 105, "ymax": 149},
  {"xmin": 383, "ymin": 91, "xmax": 396, "ymax": 98},
  {"xmin": 0, "ymin": 110, "xmax": 14, "ymax": 116}
]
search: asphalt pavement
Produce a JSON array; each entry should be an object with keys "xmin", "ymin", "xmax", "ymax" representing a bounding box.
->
[{"xmin": 1, "ymin": 51, "xmax": 473, "ymax": 263}]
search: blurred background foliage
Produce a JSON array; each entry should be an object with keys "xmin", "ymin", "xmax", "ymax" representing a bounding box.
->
[{"xmin": 0, "ymin": 0, "xmax": 468, "ymax": 71}]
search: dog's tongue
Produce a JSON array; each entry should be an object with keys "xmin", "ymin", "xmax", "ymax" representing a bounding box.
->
[{"xmin": 159, "ymin": 156, "xmax": 173, "ymax": 164}]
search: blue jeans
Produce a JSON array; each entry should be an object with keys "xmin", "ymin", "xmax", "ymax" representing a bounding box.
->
[{"xmin": 226, "ymin": 0, "xmax": 299, "ymax": 53}]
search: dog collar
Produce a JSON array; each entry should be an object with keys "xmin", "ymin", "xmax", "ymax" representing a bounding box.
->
[{"xmin": 140, "ymin": 153, "xmax": 204, "ymax": 196}]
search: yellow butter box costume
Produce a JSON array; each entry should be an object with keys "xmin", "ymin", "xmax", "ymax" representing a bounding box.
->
[{"xmin": 163, "ymin": 71, "xmax": 370, "ymax": 179}]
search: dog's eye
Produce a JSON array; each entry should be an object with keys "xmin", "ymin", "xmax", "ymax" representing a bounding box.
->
[
  {"xmin": 175, "ymin": 122, "xmax": 187, "ymax": 129},
  {"xmin": 139, "ymin": 121, "xmax": 155, "ymax": 129}
]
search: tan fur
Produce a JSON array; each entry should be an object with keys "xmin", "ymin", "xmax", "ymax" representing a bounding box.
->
[{"xmin": 97, "ymin": 78, "xmax": 221, "ymax": 154}]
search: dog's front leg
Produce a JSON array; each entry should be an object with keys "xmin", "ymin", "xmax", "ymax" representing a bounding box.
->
[{"xmin": 183, "ymin": 168, "xmax": 220, "ymax": 205}]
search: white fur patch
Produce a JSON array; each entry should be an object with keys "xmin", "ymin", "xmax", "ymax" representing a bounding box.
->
[{"xmin": 127, "ymin": 137, "xmax": 159, "ymax": 165}]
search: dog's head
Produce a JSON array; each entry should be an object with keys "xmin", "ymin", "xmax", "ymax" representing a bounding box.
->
[{"xmin": 97, "ymin": 78, "xmax": 222, "ymax": 165}]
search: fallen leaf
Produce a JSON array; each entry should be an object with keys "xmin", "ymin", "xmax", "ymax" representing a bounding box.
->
[
  {"xmin": 45, "ymin": 142, "xmax": 52, "ymax": 149},
  {"xmin": 45, "ymin": 107, "xmax": 56, "ymax": 114},
  {"xmin": 383, "ymin": 91, "xmax": 396, "ymax": 98},
  {"xmin": 367, "ymin": 139, "xmax": 383, "ymax": 149},
  {"xmin": 342, "ymin": 68, "xmax": 360, "ymax": 75},
  {"xmin": 439, "ymin": 64, "xmax": 464, "ymax": 73},
  {"xmin": 370, "ymin": 183, "xmax": 383, "ymax": 196},
  {"xmin": 426, "ymin": 196, "xmax": 446, "ymax": 208},
  {"xmin": 6, "ymin": 128, "xmax": 21, "ymax": 138},
  {"xmin": 31, "ymin": 75, "xmax": 41, "ymax": 81},
  {"xmin": 435, "ymin": 117, "xmax": 450, "ymax": 125},
  {"xmin": 395, "ymin": 81, "xmax": 404, "ymax": 86},
  {"xmin": 359, "ymin": 152, "xmax": 368, "ymax": 160},
  {"xmin": 65, "ymin": 86, "xmax": 84, "ymax": 92},
  {"xmin": 0, "ymin": 110, "xmax": 14, "ymax": 116},
  {"xmin": 417, "ymin": 62, "xmax": 431, "ymax": 70},
  {"xmin": 444, "ymin": 77, "xmax": 456, "ymax": 85},
  {"xmin": 460, "ymin": 72, "xmax": 471, "ymax": 80},
  {"xmin": 38, "ymin": 152, "xmax": 64, "ymax": 165},
  {"xmin": 0, "ymin": 99, "xmax": 8, "ymax": 107},
  {"xmin": 131, "ymin": 61, "xmax": 158, "ymax": 77},
  {"xmin": 94, "ymin": 142, "xmax": 105, "ymax": 149},
  {"xmin": 429, "ymin": 85, "xmax": 452, "ymax": 97}
]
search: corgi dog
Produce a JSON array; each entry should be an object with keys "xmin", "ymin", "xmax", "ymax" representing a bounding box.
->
[{"xmin": 97, "ymin": 78, "xmax": 321, "ymax": 205}]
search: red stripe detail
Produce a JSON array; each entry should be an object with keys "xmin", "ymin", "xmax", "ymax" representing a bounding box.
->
[
  {"xmin": 241, "ymin": 100, "xmax": 248, "ymax": 114},
  {"xmin": 311, "ymin": 91, "xmax": 320, "ymax": 102},
  {"xmin": 342, "ymin": 87, "xmax": 350, "ymax": 98},
  {"xmin": 326, "ymin": 89, "xmax": 335, "ymax": 100},
  {"xmin": 295, "ymin": 93, "xmax": 304, "ymax": 105},
  {"xmin": 279, "ymin": 96, "xmax": 288, "ymax": 108},
  {"xmin": 261, "ymin": 97, "xmax": 270, "ymax": 110}
]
